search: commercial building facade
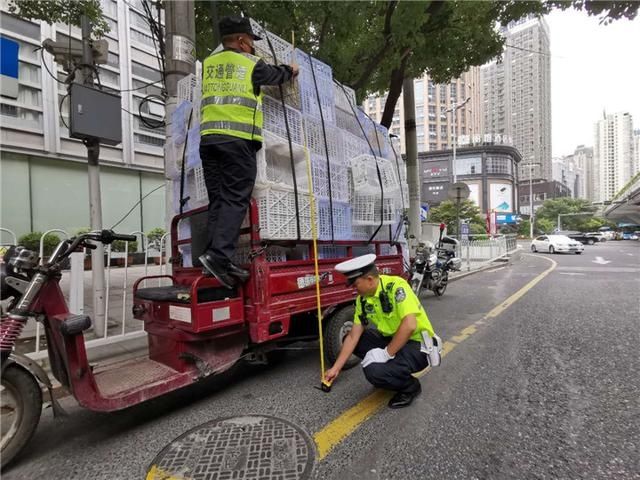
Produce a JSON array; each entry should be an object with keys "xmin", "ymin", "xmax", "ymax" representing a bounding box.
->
[
  {"xmin": 419, "ymin": 138, "xmax": 521, "ymax": 216},
  {"xmin": 0, "ymin": 0, "xmax": 166, "ymax": 239}
]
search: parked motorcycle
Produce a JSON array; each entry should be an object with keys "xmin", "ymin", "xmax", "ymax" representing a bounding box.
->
[{"xmin": 409, "ymin": 224, "xmax": 462, "ymax": 297}]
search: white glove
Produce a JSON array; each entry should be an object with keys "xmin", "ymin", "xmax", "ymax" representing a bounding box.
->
[{"xmin": 361, "ymin": 347, "xmax": 395, "ymax": 368}]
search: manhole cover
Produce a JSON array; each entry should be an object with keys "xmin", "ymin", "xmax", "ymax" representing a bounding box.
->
[{"xmin": 146, "ymin": 415, "xmax": 315, "ymax": 480}]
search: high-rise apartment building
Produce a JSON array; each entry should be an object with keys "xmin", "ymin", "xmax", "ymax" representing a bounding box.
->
[
  {"xmin": 593, "ymin": 112, "xmax": 634, "ymax": 202},
  {"xmin": 480, "ymin": 16, "xmax": 551, "ymax": 183},
  {"xmin": 0, "ymin": 0, "xmax": 166, "ymax": 237},
  {"xmin": 573, "ymin": 145, "xmax": 594, "ymax": 201},
  {"xmin": 363, "ymin": 69, "xmax": 482, "ymax": 155},
  {"xmin": 552, "ymin": 156, "xmax": 580, "ymax": 198}
]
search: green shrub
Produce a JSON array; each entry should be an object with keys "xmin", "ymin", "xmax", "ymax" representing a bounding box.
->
[
  {"xmin": 110, "ymin": 239, "xmax": 138, "ymax": 252},
  {"xmin": 146, "ymin": 227, "xmax": 166, "ymax": 250},
  {"xmin": 18, "ymin": 232, "xmax": 61, "ymax": 256}
]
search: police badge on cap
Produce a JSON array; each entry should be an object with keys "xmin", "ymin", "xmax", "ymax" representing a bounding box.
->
[{"xmin": 335, "ymin": 254, "xmax": 377, "ymax": 285}]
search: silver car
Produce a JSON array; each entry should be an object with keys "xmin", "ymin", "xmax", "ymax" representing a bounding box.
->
[{"xmin": 531, "ymin": 235, "xmax": 585, "ymax": 254}]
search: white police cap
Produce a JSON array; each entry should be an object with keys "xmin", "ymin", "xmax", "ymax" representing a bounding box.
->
[{"xmin": 334, "ymin": 254, "xmax": 377, "ymax": 285}]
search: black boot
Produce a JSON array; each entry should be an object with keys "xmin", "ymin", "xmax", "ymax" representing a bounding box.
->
[
  {"xmin": 228, "ymin": 262, "xmax": 250, "ymax": 283},
  {"xmin": 388, "ymin": 380, "xmax": 422, "ymax": 409},
  {"xmin": 199, "ymin": 253, "xmax": 236, "ymax": 289}
]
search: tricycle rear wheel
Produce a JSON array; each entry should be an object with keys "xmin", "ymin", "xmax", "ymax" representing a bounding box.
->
[
  {"xmin": 324, "ymin": 305, "xmax": 360, "ymax": 370},
  {"xmin": 1, "ymin": 365, "xmax": 43, "ymax": 468}
]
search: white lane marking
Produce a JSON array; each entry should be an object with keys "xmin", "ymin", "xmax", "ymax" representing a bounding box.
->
[
  {"xmin": 593, "ymin": 256, "xmax": 611, "ymax": 265},
  {"xmin": 559, "ymin": 272, "xmax": 586, "ymax": 276}
]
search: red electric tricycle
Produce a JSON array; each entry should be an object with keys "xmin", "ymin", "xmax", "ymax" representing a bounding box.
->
[{"xmin": 0, "ymin": 205, "xmax": 404, "ymax": 468}]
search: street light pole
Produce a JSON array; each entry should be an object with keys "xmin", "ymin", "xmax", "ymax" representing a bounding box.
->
[
  {"xmin": 445, "ymin": 96, "xmax": 470, "ymax": 185},
  {"xmin": 529, "ymin": 162, "xmax": 534, "ymax": 239}
]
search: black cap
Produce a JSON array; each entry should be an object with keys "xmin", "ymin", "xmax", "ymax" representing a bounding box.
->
[{"xmin": 218, "ymin": 16, "xmax": 262, "ymax": 41}]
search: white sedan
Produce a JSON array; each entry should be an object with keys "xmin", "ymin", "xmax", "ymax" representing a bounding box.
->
[{"xmin": 530, "ymin": 235, "xmax": 584, "ymax": 254}]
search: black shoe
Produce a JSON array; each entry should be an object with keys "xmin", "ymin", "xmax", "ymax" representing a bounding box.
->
[
  {"xmin": 198, "ymin": 253, "xmax": 236, "ymax": 289},
  {"xmin": 228, "ymin": 262, "xmax": 250, "ymax": 283},
  {"xmin": 388, "ymin": 382, "xmax": 422, "ymax": 409}
]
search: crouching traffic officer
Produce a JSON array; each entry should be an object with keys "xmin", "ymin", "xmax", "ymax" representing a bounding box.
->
[
  {"xmin": 325, "ymin": 254, "xmax": 441, "ymax": 408},
  {"xmin": 199, "ymin": 16, "xmax": 299, "ymax": 288}
]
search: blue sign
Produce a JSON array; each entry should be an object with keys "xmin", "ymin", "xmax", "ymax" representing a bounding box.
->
[
  {"xmin": 420, "ymin": 203, "xmax": 429, "ymax": 222},
  {"xmin": 496, "ymin": 213, "xmax": 519, "ymax": 225},
  {"xmin": 461, "ymin": 223, "xmax": 469, "ymax": 240},
  {"xmin": 0, "ymin": 37, "xmax": 19, "ymax": 99}
]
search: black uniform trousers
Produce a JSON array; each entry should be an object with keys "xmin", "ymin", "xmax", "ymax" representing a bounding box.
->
[
  {"xmin": 200, "ymin": 138, "xmax": 257, "ymax": 267},
  {"xmin": 354, "ymin": 329, "xmax": 428, "ymax": 393}
]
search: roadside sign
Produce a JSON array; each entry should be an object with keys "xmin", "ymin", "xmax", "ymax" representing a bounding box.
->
[
  {"xmin": 0, "ymin": 37, "xmax": 19, "ymax": 99},
  {"xmin": 420, "ymin": 203, "xmax": 429, "ymax": 221},
  {"xmin": 495, "ymin": 213, "xmax": 519, "ymax": 225},
  {"xmin": 461, "ymin": 223, "xmax": 469, "ymax": 240}
]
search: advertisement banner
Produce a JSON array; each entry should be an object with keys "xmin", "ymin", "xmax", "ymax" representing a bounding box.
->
[{"xmin": 490, "ymin": 184, "xmax": 512, "ymax": 212}]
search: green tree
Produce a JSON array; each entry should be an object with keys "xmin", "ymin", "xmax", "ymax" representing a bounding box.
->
[
  {"xmin": 534, "ymin": 197, "xmax": 604, "ymax": 231},
  {"xmin": 18, "ymin": 232, "xmax": 61, "ymax": 256},
  {"xmin": 10, "ymin": 0, "xmax": 638, "ymax": 128},
  {"xmin": 518, "ymin": 219, "xmax": 531, "ymax": 237},
  {"xmin": 428, "ymin": 199, "xmax": 484, "ymax": 235},
  {"xmin": 535, "ymin": 218, "xmax": 555, "ymax": 234},
  {"xmin": 196, "ymin": 1, "xmax": 639, "ymax": 127}
]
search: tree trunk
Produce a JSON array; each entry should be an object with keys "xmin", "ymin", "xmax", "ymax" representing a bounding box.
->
[{"xmin": 380, "ymin": 52, "xmax": 410, "ymax": 128}]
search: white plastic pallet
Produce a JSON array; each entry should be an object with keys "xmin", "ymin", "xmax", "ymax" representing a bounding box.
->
[
  {"xmin": 263, "ymin": 95, "xmax": 304, "ymax": 145},
  {"xmin": 254, "ymin": 186, "xmax": 313, "ymax": 240},
  {"xmin": 303, "ymin": 116, "xmax": 342, "ymax": 161},
  {"xmin": 317, "ymin": 199, "xmax": 352, "ymax": 240}
]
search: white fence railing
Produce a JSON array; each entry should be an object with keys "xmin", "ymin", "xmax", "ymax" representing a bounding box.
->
[
  {"xmin": 1, "ymin": 229, "xmax": 172, "ymax": 360},
  {"xmin": 455, "ymin": 234, "xmax": 517, "ymax": 272}
]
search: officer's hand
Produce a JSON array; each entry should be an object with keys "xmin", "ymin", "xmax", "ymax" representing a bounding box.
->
[
  {"xmin": 290, "ymin": 63, "xmax": 299, "ymax": 79},
  {"xmin": 361, "ymin": 347, "xmax": 394, "ymax": 368},
  {"xmin": 325, "ymin": 365, "xmax": 340, "ymax": 383}
]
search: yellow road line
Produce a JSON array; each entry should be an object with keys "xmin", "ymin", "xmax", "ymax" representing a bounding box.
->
[
  {"xmin": 314, "ymin": 254, "xmax": 557, "ymax": 460},
  {"xmin": 314, "ymin": 389, "xmax": 392, "ymax": 459}
]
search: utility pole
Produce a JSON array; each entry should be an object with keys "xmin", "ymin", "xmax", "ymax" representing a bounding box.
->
[
  {"xmin": 445, "ymin": 96, "xmax": 470, "ymax": 185},
  {"xmin": 402, "ymin": 77, "xmax": 420, "ymax": 255},
  {"xmin": 164, "ymin": 1, "xmax": 196, "ymax": 230},
  {"xmin": 80, "ymin": 15, "xmax": 106, "ymax": 335}
]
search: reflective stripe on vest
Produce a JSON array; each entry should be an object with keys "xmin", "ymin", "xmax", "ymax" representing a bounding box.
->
[
  {"xmin": 200, "ymin": 50, "xmax": 263, "ymax": 142},
  {"xmin": 200, "ymin": 121, "xmax": 262, "ymax": 137},
  {"xmin": 201, "ymin": 96, "xmax": 260, "ymax": 110}
]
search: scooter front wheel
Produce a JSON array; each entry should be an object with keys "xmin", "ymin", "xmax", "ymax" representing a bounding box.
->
[
  {"xmin": 1, "ymin": 365, "xmax": 43, "ymax": 468},
  {"xmin": 433, "ymin": 271, "xmax": 449, "ymax": 297}
]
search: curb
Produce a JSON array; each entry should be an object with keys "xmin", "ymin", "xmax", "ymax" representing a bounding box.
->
[{"xmin": 449, "ymin": 248, "xmax": 522, "ymax": 283}]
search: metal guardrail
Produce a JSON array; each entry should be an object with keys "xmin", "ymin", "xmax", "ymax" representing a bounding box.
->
[
  {"xmin": 455, "ymin": 234, "xmax": 517, "ymax": 272},
  {"xmin": 4, "ymin": 230, "xmax": 172, "ymax": 360}
]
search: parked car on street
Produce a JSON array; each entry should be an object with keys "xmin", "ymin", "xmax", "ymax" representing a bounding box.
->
[
  {"xmin": 585, "ymin": 232, "xmax": 607, "ymax": 243},
  {"xmin": 556, "ymin": 231, "xmax": 599, "ymax": 245},
  {"xmin": 530, "ymin": 235, "xmax": 584, "ymax": 254}
]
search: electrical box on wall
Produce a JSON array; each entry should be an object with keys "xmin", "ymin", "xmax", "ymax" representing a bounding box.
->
[{"xmin": 69, "ymin": 83, "xmax": 122, "ymax": 145}]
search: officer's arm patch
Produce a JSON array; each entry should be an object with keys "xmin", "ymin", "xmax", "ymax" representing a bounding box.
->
[{"xmin": 395, "ymin": 287, "xmax": 406, "ymax": 302}]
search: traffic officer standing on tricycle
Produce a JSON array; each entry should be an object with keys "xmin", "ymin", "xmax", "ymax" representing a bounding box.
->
[{"xmin": 325, "ymin": 254, "xmax": 442, "ymax": 408}]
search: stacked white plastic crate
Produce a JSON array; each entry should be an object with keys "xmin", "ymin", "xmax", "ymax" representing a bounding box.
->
[{"xmin": 170, "ymin": 23, "xmax": 406, "ymax": 263}]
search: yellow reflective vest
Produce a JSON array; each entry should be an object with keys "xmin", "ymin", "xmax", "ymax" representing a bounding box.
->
[
  {"xmin": 200, "ymin": 50, "xmax": 263, "ymax": 142},
  {"xmin": 353, "ymin": 275, "xmax": 435, "ymax": 342}
]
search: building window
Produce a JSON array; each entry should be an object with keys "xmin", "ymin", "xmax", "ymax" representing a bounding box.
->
[
  {"xmin": 428, "ymin": 81, "xmax": 435, "ymax": 101},
  {"xmin": 454, "ymin": 156, "xmax": 482, "ymax": 176},
  {"xmin": 429, "ymin": 142, "xmax": 437, "ymax": 151},
  {"xmin": 486, "ymin": 156, "xmax": 513, "ymax": 175},
  {"xmin": 450, "ymin": 83, "xmax": 457, "ymax": 101},
  {"xmin": 429, "ymin": 124, "xmax": 436, "ymax": 137},
  {"xmin": 414, "ymin": 80, "xmax": 424, "ymax": 102},
  {"xmin": 0, "ymin": 13, "xmax": 40, "ymax": 38},
  {"xmin": 131, "ymin": 61, "xmax": 162, "ymax": 81},
  {"xmin": 1, "ymin": 103, "xmax": 42, "ymax": 130},
  {"xmin": 135, "ymin": 133, "xmax": 164, "ymax": 147},
  {"xmin": 415, "ymin": 106, "xmax": 424, "ymax": 119},
  {"xmin": 439, "ymin": 85, "xmax": 447, "ymax": 103}
]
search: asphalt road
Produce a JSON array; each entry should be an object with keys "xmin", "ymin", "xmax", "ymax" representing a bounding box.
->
[{"xmin": 3, "ymin": 241, "xmax": 639, "ymax": 480}]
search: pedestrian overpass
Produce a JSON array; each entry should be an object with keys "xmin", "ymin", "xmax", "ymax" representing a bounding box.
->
[{"xmin": 604, "ymin": 172, "xmax": 640, "ymax": 225}]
